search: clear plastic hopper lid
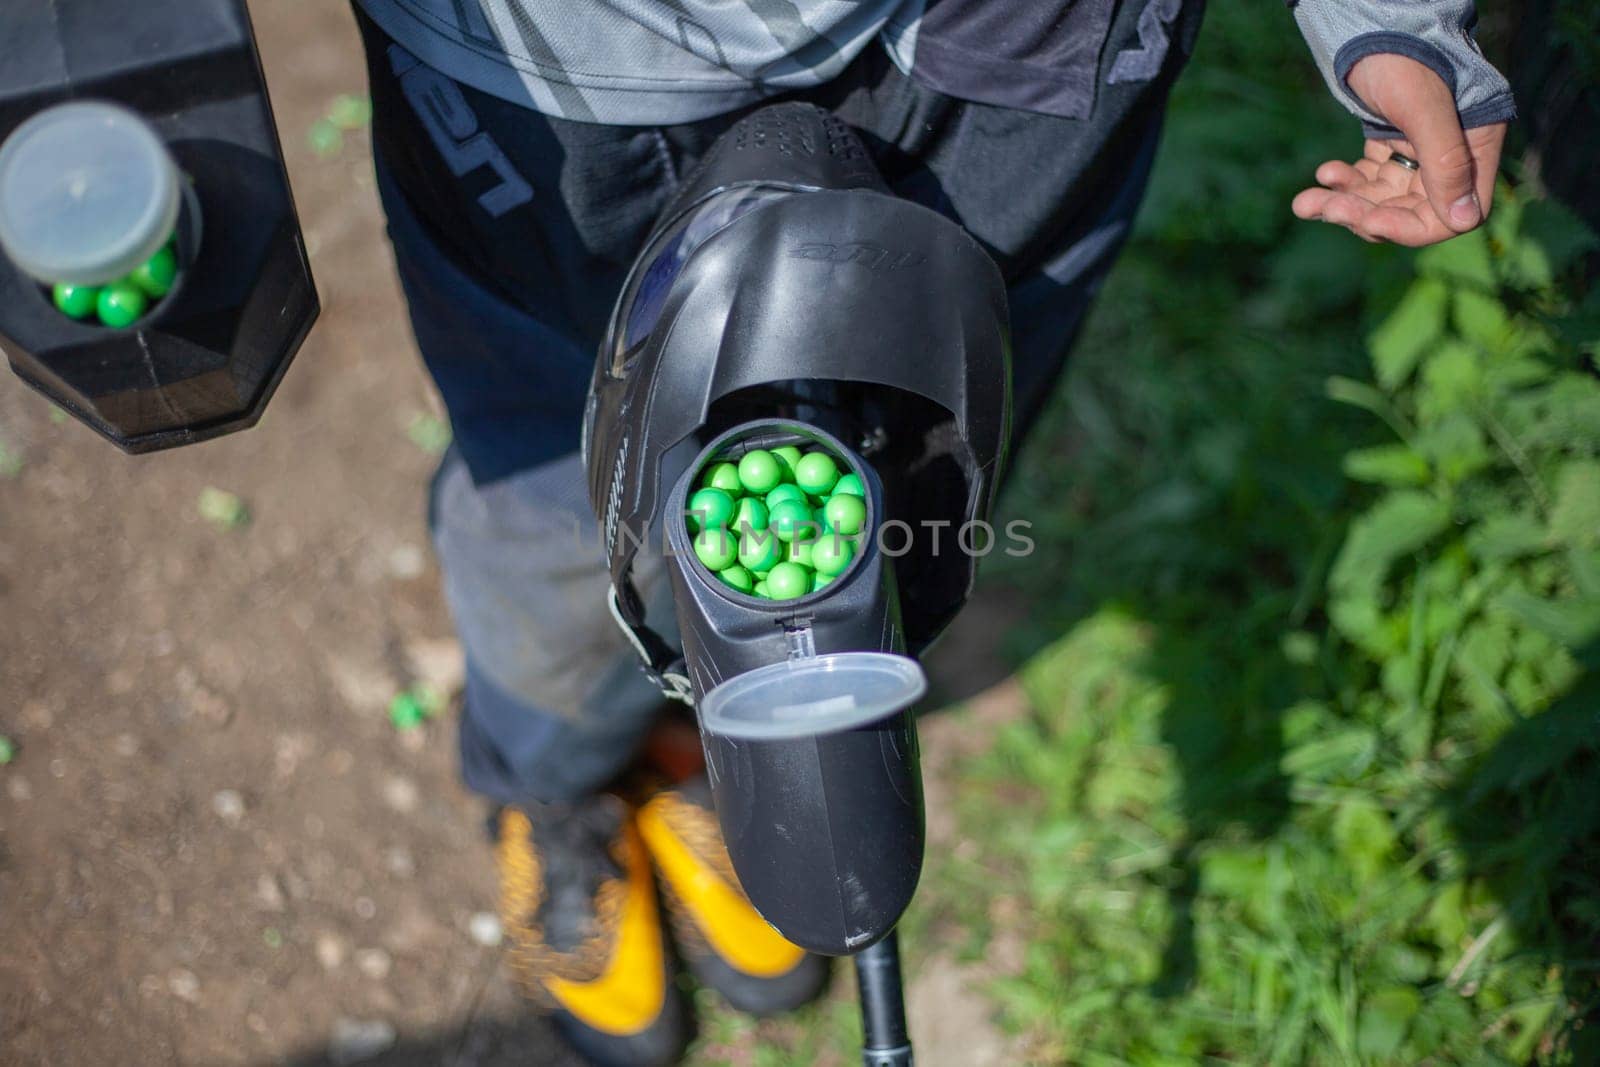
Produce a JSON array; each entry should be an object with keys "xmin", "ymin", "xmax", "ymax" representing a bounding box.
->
[
  {"xmin": 0, "ymin": 101, "xmax": 180, "ymax": 286},
  {"xmin": 700, "ymin": 653, "xmax": 927, "ymax": 740}
]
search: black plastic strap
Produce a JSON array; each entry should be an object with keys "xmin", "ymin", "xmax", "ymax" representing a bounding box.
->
[{"xmin": 607, "ymin": 580, "xmax": 693, "ymax": 703}]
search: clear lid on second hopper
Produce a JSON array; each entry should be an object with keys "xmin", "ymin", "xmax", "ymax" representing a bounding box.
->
[{"xmin": 0, "ymin": 101, "xmax": 180, "ymax": 287}]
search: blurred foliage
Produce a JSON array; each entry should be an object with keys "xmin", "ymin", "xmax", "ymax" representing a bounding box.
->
[
  {"xmin": 937, "ymin": 2, "xmax": 1600, "ymax": 1065},
  {"xmin": 388, "ymin": 683, "xmax": 446, "ymax": 731},
  {"xmin": 406, "ymin": 411, "xmax": 453, "ymax": 456},
  {"xmin": 1493, "ymin": 0, "xmax": 1600, "ymax": 226},
  {"xmin": 307, "ymin": 94, "xmax": 373, "ymax": 158},
  {"xmin": 689, "ymin": 3, "xmax": 1598, "ymax": 1065},
  {"xmin": 196, "ymin": 485, "xmax": 250, "ymax": 530},
  {"xmin": 0, "ymin": 437, "xmax": 23, "ymax": 478}
]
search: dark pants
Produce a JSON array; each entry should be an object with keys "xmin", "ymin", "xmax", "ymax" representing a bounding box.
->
[{"xmin": 355, "ymin": 1, "xmax": 1199, "ymax": 807}]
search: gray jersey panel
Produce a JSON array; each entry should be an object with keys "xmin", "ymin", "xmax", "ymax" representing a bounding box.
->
[
  {"xmin": 357, "ymin": 0, "xmax": 902, "ymax": 123},
  {"xmin": 1291, "ymin": 0, "xmax": 1514, "ymax": 136},
  {"xmin": 355, "ymin": 0, "xmax": 1509, "ymax": 133}
]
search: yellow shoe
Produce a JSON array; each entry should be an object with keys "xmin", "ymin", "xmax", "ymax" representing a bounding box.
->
[
  {"xmin": 496, "ymin": 797, "xmax": 692, "ymax": 1067},
  {"xmin": 637, "ymin": 778, "xmax": 830, "ymax": 1015}
]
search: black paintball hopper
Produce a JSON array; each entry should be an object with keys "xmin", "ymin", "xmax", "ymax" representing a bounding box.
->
[
  {"xmin": 0, "ymin": 0, "xmax": 317, "ymax": 452},
  {"xmin": 582, "ymin": 104, "xmax": 1012, "ymax": 954}
]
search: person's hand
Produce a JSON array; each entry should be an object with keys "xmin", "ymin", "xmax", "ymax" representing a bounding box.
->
[{"xmin": 1292, "ymin": 53, "xmax": 1506, "ymax": 247}]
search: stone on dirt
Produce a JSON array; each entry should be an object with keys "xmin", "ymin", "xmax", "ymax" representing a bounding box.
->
[
  {"xmin": 329, "ymin": 1017, "xmax": 396, "ymax": 1064},
  {"xmin": 315, "ymin": 933, "xmax": 347, "ymax": 970},
  {"xmin": 355, "ymin": 947, "xmax": 392, "ymax": 980},
  {"xmin": 167, "ymin": 969, "xmax": 200, "ymax": 1003},
  {"xmin": 211, "ymin": 790, "xmax": 245, "ymax": 826},
  {"xmin": 468, "ymin": 911, "xmax": 502, "ymax": 947},
  {"xmin": 381, "ymin": 775, "xmax": 418, "ymax": 813},
  {"xmin": 403, "ymin": 635, "xmax": 464, "ymax": 694}
]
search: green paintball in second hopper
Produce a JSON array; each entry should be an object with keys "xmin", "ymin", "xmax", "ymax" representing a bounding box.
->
[
  {"xmin": 129, "ymin": 244, "xmax": 178, "ymax": 298},
  {"xmin": 52, "ymin": 283, "xmax": 100, "ymax": 320},
  {"xmin": 96, "ymin": 283, "xmax": 148, "ymax": 329},
  {"xmin": 687, "ymin": 440, "xmax": 870, "ymax": 601},
  {"xmin": 47, "ymin": 241, "xmax": 179, "ymax": 328}
]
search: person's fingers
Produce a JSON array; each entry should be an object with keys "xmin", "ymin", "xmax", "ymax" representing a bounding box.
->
[
  {"xmin": 1358, "ymin": 203, "xmax": 1452, "ymax": 247},
  {"xmin": 1363, "ymin": 139, "xmax": 1400, "ymax": 166},
  {"xmin": 1292, "ymin": 186, "xmax": 1338, "ymax": 220},
  {"xmin": 1466, "ymin": 123, "xmax": 1507, "ymax": 222},
  {"xmin": 1315, "ymin": 160, "xmax": 1367, "ymax": 190},
  {"xmin": 1294, "ymin": 186, "xmax": 1398, "ymax": 243},
  {"xmin": 1295, "ymin": 121, "xmax": 1506, "ymax": 247},
  {"xmin": 1316, "ymin": 191, "xmax": 1382, "ymax": 238},
  {"xmin": 1358, "ymin": 138, "xmax": 1425, "ymax": 194},
  {"xmin": 1381, "ymin": 75, "xmax": 1481, "ymax": 231},
  {"xmin": 1316, "ymin": 192, "xmax": 1368, "ymax": 230},
  {"xmin": 1378, "ymin": 157, "xmax": 1423, "ymax": 194},
  {"xmin": 1383, "ymin": 168, "xmax": 1423, "ymax": 201}
]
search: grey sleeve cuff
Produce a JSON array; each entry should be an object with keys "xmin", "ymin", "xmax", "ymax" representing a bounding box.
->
[{"xmin": 1290, "ymin": 0, "xmax": 1515, "ymax": 136}]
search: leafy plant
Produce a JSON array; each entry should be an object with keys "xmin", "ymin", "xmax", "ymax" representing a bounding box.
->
[
  {"xmin": 691, "ymin": 4, "xmax": 1598, "ymax": 1065},
  {"xmin": 930, "ymin": 4, "xmax": 1599, "ymax": 1064},
  {"xmin": 197, "ymin": 485, "xmax": 250, "ymax": 530}
]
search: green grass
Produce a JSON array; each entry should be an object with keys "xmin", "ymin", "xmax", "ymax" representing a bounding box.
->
[
  {"xmin": 926, "ymin": 3, "xmax": 1600, "ymax": 1064},
  {"xmin": 694, "ymin": 3, "xmax": 1599, "ymax": 1064},
  {"xmin": 689, "ymin": 984, "xmax": 861, "ymax": 1066}
]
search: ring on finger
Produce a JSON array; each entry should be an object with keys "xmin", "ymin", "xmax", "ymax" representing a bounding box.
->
[{"xmin": 1386, "ymin": 150, "xmax": 1420, "ymax": 172}]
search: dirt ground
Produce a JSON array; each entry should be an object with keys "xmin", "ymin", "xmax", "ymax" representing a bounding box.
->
[{"xmin": 0, "ymin": 4, "xmax": 1025, "ymax": 1066}]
